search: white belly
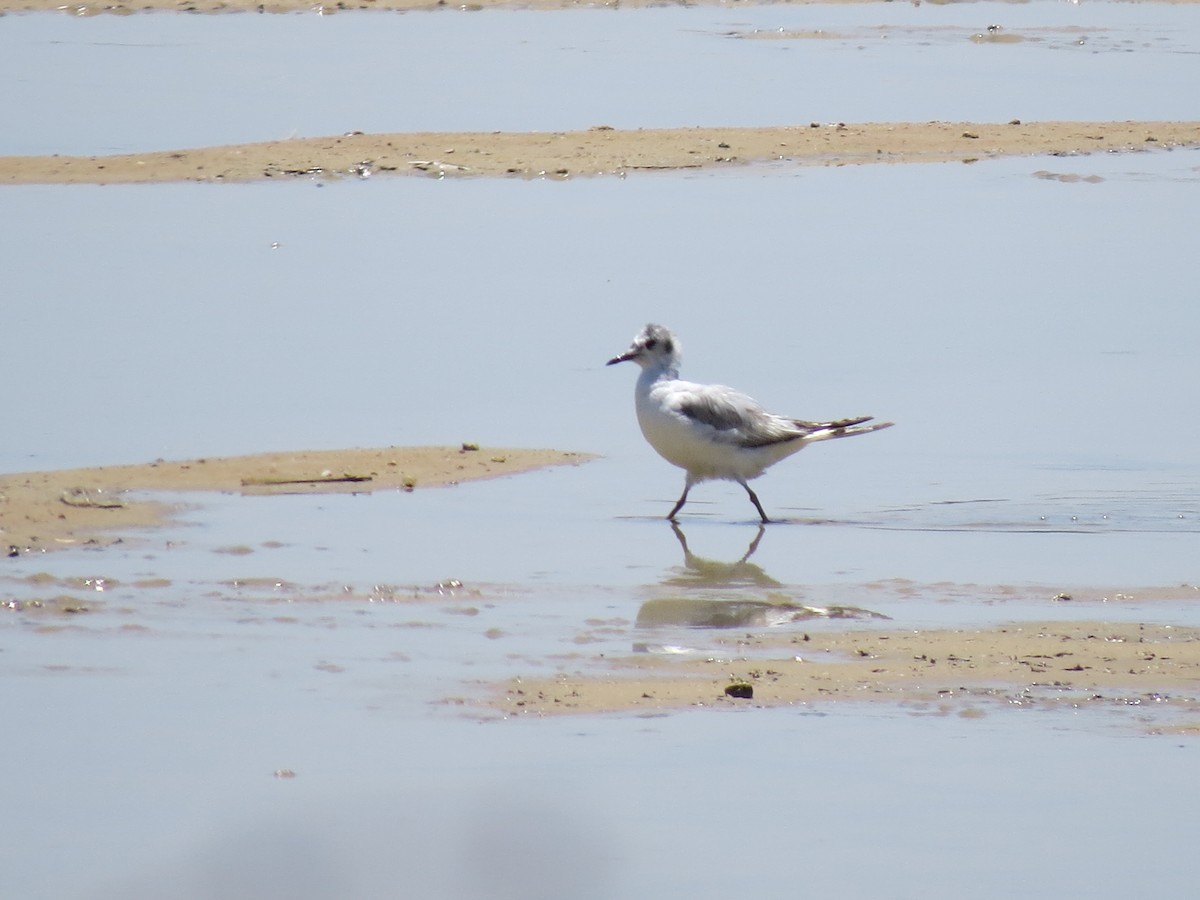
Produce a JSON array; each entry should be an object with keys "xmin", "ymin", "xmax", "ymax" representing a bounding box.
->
[{"xmin": 635, "ymin": 390, "xmax": 805, "ymax": 482}]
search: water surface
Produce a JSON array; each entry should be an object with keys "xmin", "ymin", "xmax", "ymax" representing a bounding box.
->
[
  {"xmin": 3, "ymin": 24, "xmax": 1200, "ymax": 896},
  {"xmin": 4, "ymin": 3, "xmax": 1200, "ymax": 154}
]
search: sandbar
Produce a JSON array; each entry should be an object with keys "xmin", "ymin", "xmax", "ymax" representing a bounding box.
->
[
  {"xmin": 3, "ymin": 122, "xmax": 1199, "ymax": 185},
  {"xmin": 498, "ymin": 611, "xmax": 1200, "ymax": 720},
  {"xmin": 0, "ymin": 446, "xmax": 590, "ymax": 554}
]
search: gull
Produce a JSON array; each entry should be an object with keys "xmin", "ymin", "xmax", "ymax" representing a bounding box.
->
[{"xmin": 607, "ymin": 323, "xmax": 893, "ymax": 523}]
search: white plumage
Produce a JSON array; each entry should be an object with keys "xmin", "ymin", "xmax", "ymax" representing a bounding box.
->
[{"xmin": 607, "ymin": 323, "xmax": 893, "ymax": 522}]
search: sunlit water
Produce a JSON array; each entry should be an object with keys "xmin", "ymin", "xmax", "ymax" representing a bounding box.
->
[{"xmin": 4, "ymin": 11, "xmax": 1200, "ymax": 896}]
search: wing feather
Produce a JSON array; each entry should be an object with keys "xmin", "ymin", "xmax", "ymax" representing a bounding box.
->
[{"xmin": 671, "ymin": 386, "xmax": 804, "ymax": 448}]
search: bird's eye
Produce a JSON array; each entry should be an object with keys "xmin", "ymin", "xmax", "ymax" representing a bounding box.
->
[{"xmin": 645, "ymin": 339, "xmax": 658, "ymax": 350}]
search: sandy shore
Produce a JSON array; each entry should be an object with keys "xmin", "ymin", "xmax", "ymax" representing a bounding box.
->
[
  {"xmin": 497, "ymin": 607, "xmax": 1200, "ymax": 720},
  {"xmin": 0, "ymin": 446, "xmax": 589, "ymax": 554},
  {"xmin": 4, "ymin": 121, "xmax": 1199, "ymax": 185}
]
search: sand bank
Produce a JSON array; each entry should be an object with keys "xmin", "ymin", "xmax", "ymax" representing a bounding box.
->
[
  {"xmin": 498, "ymin": 610, "xmax": 1200, "ymax": 719},
  {"xmin": 3, "ymin": 121, "xmax": 1199, "ymax": 185},
  {"xmin": 0, "ymin": 446, "xmax": 590, "ymax": 554}
]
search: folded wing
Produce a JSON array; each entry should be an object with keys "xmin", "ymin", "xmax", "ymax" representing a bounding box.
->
[
  {"xmin": 672, "ymin": 386, "xmax": 806, "ymax": 448},
  {"xmin": 672, "ymin": 387, "xmax": 890, "ymax": 449}
]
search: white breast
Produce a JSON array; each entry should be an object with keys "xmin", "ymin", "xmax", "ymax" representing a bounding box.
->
[{"xmin": 634, "ymin": 375, "xmax": 806, "ymax": 483}]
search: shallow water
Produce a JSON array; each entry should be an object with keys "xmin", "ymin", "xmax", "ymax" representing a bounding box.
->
[
  {"xmin": 6, "ymin": 149, "xmax": 1200, "ymax": 546},
  {"xmin": 4, "ymin": 3, "xmax": 1200, "ymax": 154},
  {"xmin": 5, "ymin": 150, "xmax": 1200, "ymax": 897},
  {"xmin": 5, "ymin": 558, "xmax": 1200, "ymax": 900},
  {"xmin": 5, "ymin": 7, "xmax": 1200, "ymax": 895},
  {"xmin": 7, "ymin": 685, "xmax": 1198, "ymax": 899}
]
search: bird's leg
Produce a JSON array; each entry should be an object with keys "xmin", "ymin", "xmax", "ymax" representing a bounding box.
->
[
  {"xmin": 669, "ymin": 521, "xmax": 699, "ymax": 567},
  {"xmin": 666, "ymin": 482, "xmax": 691, "ymax": 521},
  {"xmin": 740, "ymin": 524, "xmax": 767, "ymax": 562},
  {"xmin": 670, "ymin": 521, "xmax": 690, "ymax": 554},
  {"xmin": 738, "ymin": 480, "xmax": 770, "ymax": 524}
]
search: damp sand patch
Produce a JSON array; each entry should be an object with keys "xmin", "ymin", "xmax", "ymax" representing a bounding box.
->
[
  {"xmin": 1, "ymin": 446, "xmax": 591, "ymax": 555},
  {"xmin": 496, "ymin": 613, "xmax": 1200, "ymax": 723},
  {"xmin": 4, "ymin": 121, "xmax": 1199, "ymax": 185}
]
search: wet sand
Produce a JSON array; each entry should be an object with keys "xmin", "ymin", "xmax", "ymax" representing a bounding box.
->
[
  {"xmin": 4, "ymin": 121, "xmax": 1199, "ymax": 185},
  {"xmin": 0, "ymin": 446, "xmax": 590, "ymax": 554},
  {"xmin": 499, "ymin": 609, "xmax": 1200, "ymax": 720}
]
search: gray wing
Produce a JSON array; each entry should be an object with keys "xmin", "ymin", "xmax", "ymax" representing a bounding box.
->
[
  {"xmin": 673, "ymin": 388, "xmax": 886, "ymax": 448},
  {"xmin": 673, "ymin": 386, "xmax": 805, "ymax": 448}
]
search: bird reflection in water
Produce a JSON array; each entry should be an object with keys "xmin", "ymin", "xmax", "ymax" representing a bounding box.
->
[
  {"xmin": 635, "ymin": 523, "xmax": 887, "ymax": 631},
  {"xmin": 664, "ymin": 522, "xmax": 779, "ymax": 590}
]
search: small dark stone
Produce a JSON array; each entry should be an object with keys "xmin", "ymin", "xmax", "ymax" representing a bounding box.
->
[{"xmin": 725, "ymin": 682, "xmax": 753, "ymax": 699}]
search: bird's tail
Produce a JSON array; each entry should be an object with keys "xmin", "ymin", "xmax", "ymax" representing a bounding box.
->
[{"xmin": 795, "ymin": 416, "xmax": 895, "ymax": 443}]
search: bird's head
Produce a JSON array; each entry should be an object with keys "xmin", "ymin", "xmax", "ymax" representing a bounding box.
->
[{"xmin": 606, "ymin": 323, "xmax": 682, "ymax": 373}]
